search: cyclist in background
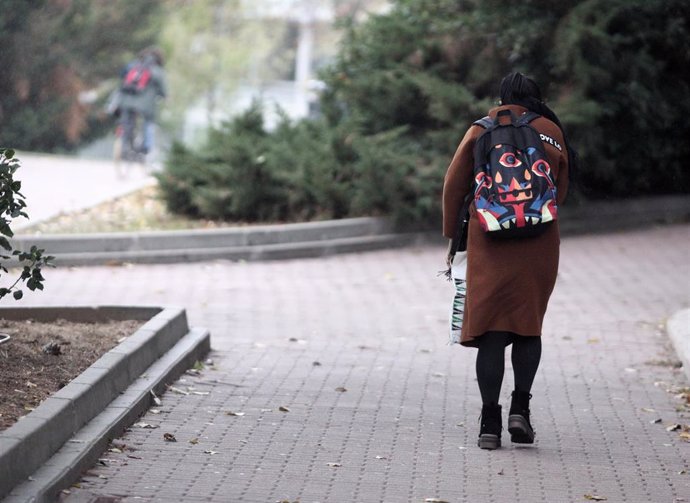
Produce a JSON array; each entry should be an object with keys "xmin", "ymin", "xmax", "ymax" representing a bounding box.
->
[{"xmin": 118, "ymin": 47, "xmax": 167, "ymax": 161}]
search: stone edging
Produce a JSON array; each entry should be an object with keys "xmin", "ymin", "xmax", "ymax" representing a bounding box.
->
[
  {"xmin": 10, "ymin": 195, "xmax": 690, "ymax": 267},
  {"xmin": 0, "ymin": 306, "xmax": 211, "ymax": 503}
]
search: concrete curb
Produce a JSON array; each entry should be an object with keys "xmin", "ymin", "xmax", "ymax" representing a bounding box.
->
[
  {"xmin": 0, "ymin": 306, "xmax": 210, "ymax": 502},
  {"xmin": 667, "ymin": 309, "xmax": 690, "ymax": 384},
  {"xmin": 10, "ymin": 195, "xmax": 690, "ymax": 267}
]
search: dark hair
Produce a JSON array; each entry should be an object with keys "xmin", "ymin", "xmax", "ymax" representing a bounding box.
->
[
  {"xmin": 500, "ymin": 72, "xmax": 542, "ymax": 106},
  {"xmin": 499, "ymin": 72, "xmax": 578, "ymax": 183},
  {"xmin": 148, "ymin": 47, "xmax": 165, "ymax": 67}
]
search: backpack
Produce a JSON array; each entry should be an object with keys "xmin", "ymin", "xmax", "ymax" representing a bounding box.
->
[
  {"xmin": 471, "ymin": 109, "xmax": 558, "ymax": 238},
  {"xmin": 121, "ymin": 62, "xmax": 152, "ymax": 95}
]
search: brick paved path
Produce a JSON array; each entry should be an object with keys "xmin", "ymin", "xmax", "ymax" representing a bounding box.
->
[{"xmin": 21, "ymin": 225, "xmax": 690, "ymax": 502}]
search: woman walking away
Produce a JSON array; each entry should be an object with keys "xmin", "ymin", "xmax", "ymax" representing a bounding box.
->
[{"xmin": 442, "ymin": 72, "xmax": 577, "ymax": 450}]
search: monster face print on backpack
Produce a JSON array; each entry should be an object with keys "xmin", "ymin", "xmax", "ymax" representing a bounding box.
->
[{"xmin": 472, "ymin": 109, "xmax": 558, "ymax": 238}]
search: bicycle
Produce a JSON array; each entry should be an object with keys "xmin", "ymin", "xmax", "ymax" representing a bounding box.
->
[{"xmin": 113, "ymin": 109, "xmax": 148, "ymax": 176}]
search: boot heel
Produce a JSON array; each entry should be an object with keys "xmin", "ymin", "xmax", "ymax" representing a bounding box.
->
[
  {"xmin": 508, "ymin": 414, "xmax": 534, "ymax": 444},
  {"xmin": 478, "ymin": 434, "xmax": 501, "ymax": 450}
]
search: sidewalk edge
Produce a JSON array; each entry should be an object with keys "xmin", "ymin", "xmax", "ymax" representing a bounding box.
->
[
  {"xmin": 0, "ymin": 306, "xmax": 190, "ymax": 500},
  {"xmin": 5, "ymin": 327, "xmax": 211, "ymax": 503}
]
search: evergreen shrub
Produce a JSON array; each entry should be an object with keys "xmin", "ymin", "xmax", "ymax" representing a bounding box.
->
[
  {"xmin": 159, "ymin": 0, "xmax": 690, "ymax": 228},
  {"xmin": 157, "ymin": 102, "xmax": 442, "ymax": 226}
]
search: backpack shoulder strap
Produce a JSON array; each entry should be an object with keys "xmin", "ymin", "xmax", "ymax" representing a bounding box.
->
[
  {"xmin": 472, "ymin": 116, "xmax": 494, "ymax": 129},
  {"xmin": 518, "ymin": 111, "xmax": 541, "ymax": 125}
]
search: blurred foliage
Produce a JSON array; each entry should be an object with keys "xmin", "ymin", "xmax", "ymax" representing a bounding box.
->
[
  {"xmin": 159, "ymin": 0, "xmax": 286, "ymax": 137},
  {"xmin": 158, "ymin": 101, "xmax": 435, "ymax": 225},
  {"xmin": 322, "ymin": 0, "xmax": 690, "ymax": 200},
  {"xmin": 161, "ymin": 0, "xmax": 690, "ymax": 227},
  {"xmin": 553, "ymin": 0, "xmax": 690, "ymax": 197},
  {"xmin": 0, "ymin": 0, "xmax": 162, "ymax": 151}
]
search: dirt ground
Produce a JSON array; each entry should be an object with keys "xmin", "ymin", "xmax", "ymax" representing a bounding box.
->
[{"xmin": 0, "ymin": 318, "xmax": 143, "ymax": 431}]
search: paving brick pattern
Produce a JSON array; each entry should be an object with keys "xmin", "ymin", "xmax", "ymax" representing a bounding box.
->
[{"xmin": 19, "ymin": 225, "xmax": 690, "ymax": 502}]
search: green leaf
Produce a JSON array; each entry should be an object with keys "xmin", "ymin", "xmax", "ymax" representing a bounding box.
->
[
  {"xmin": 13, "ymin": 290, "xmax": 23, "ymax": 300},
  {"xmin": 4, "ymin": 149, "xmax": 15, "ymax": 159},
  {"xmin": 0, "ymin": 237, "xmax": 11, "ymax": 251}
]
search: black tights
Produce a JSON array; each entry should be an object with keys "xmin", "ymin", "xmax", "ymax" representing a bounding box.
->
[{"xmin": 475, "ymin": 331, "xmax": 542, "ymax": 405}]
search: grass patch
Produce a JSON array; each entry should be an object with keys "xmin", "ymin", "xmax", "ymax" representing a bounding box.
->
[{"xmin": 19, "ymin": 185, "xmax": 243, "ymax": 235}]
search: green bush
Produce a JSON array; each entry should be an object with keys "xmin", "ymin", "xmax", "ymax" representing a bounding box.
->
[
  {"xmin": 159, "ymin": 0, "xmax": 690, "ymax": 228},
  {"xmin": 158, "ymin": 102, "xmax": 443, "ymax": 226}
]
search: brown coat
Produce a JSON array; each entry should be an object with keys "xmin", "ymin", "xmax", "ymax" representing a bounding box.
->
[{"xmin": 443, "ymin": 104, "xmax": 569, "ymax": 346}]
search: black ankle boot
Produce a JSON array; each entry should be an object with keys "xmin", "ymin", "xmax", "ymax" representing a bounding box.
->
[
  {"xmin": 477, "ymin": 403, "xmax": 502, "ymax": 450},
  {"xmin": 508, "ymin": 390, "xmax": 535, "ymax": 444}
]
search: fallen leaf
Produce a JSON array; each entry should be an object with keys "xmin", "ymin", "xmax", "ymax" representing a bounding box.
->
[
  {"xmin": 204, "ymin": 450, "xmax": 218, "ymax": 455},
  {"xmin": 189, "ymin": 438, "xmax": 199, "ymax": 445},
  {"xmin": 192, "ymin": 391, "xmax": 210, "ymax": 396},
  {"xmin": 497, "ymin": 468, "xmax": 504, "ymax": 475},
  {"xmin": 679, "ymin": 432, "xmax": 690, "ymax": 441},
  {"xmin": 26, "ymin": 381, "xmax": 37, "ymax": 388},
  {"xmin": 650, "ymin": 418, "xmax": 662, "ymax": 424},
  {"xmin": 641, "ymin": 407, "xmax": 656, "ymax": 413},
  {"xmin": 127, "ymin": 455, "xmax": 142, "ymax": 460},
  {"xmin": 225, "ymin": 411, "xmax": 245, "ymax": 416},
  {"xmin": 278, "ymin": 406, "xmax": 290, "ymax": 412},
  {"xmin": 419, "ymin": 349, "xmax": 431, "ymax": 353},
  {"xmin": 667, "ymin": 424, "xmax": 682, "ymax": 432},
  {"xmin": 432, "ymin": 372, "xmax": 445, "ymax": 378},
  {"xmin": 108, "ymin": 448, "xmax": 122, "ymax": 454},
  {"xmin": 587, "ymin": 338, "xmax": 600, "ymax": 344},
  {"xmin": 169, "ymin": 386, "xmax": 189, "ymax": 395},
  {"xmin": 679, "ymin": 469, "xmax": 687, "ymax": 475},
  {"xmin": 335, "ymin": 387, "xmax": 347, "ymax": 392},
  {"xmin": 261, "ymin": 408, "xmax": 273, "ymax": 412},
  {"xmin": 326, "ymin": 462, "xmax": 342, "ymax": 467},
  {"xmin": 42, "ymin": 342, "xmax": 62, "ymax": 355},
  {"xmin": 150, "ymin": 390, "xmax": 161, "ymax": 406},
  {"xmin": 289, "ymin": 337, "xmax": 298, "ymax": 342},
  {"xmin": 456, "ymin": 422, "xmax": 465, "ymax": 427},
  {"xmin": 163, "ymin": 433, "xmax": 177, "ymax": 442},
  {"xmin": 312, "ymin": 361, "xmax": 322, "ymax": 366},
  {"xmin": 134, "ymin": 422, "xmax": 159, "ymax": 429},
  {"xmin": 150, "ymin": 409, "xmax": 161, "ymax": 415},
  {"xmin": 424, "ymin": 499, "xmax": 450, "ymax": 503},
  {"xmin": 584, "ymin": 495, "xmax": 607, "ymax": 501},
  {"xmin": 375, "ymin": 455, "xmax": 388, "ymax": 460}
]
